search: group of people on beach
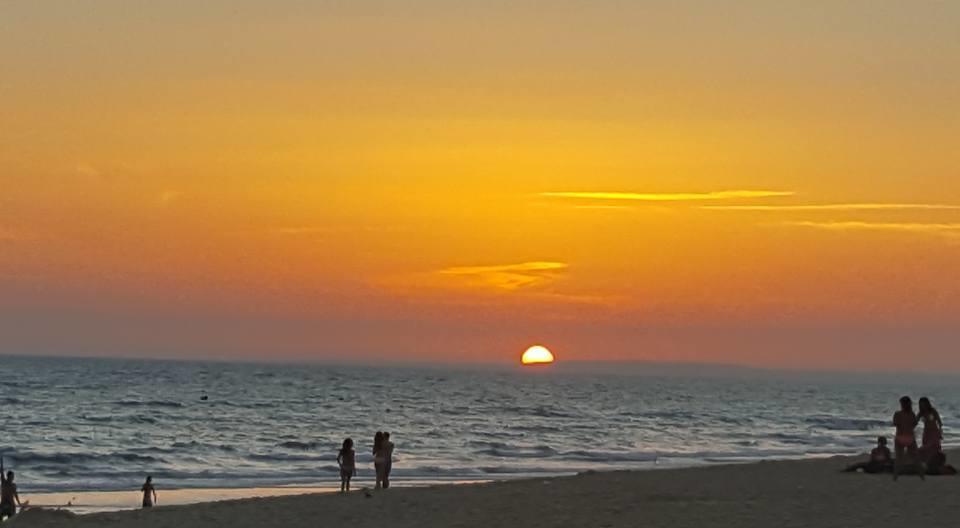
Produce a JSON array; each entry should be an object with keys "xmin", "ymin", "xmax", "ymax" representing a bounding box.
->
[
  {"xmin": 0, "ymin": 393, "xmax": 950, "ymax": 518},
  {"xmin": 845, "ymin": 396, "xmax": 954, "ymax": 479},
  {"xmin": 337, "ymin": 431, "xmax": 395, "ymax": 492},
  {"xmin": 0, "ymin": 430, "xmax": 380, "ymax": 521}
]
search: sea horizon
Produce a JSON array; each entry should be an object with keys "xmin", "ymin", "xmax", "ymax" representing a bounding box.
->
[
  {"xmin": 3, "ymin": 352, "xmax": 959, "ymax": 379},
  {"xmin": 2, "ymin": 355, "xmax": 955, "ymax": 498}
]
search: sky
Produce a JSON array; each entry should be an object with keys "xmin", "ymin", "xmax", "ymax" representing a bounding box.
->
[{"xmin": 2, "ymin": 1, "xmax": 959, "ymax": 369}]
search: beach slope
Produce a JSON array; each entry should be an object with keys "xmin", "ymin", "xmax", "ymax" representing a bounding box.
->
[{"xmin": 12, "ymin": 452, "xmax": 960, "ymax": 528}]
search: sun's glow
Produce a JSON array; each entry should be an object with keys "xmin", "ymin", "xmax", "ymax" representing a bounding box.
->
[{"xmin": 521, "ymin": 345, "xmax": 555, "ymax": 365}]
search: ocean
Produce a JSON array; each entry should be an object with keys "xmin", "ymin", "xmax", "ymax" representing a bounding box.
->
[{"xmin": 2, "ymin": 356, "xmax": 956, "ymax": 494}]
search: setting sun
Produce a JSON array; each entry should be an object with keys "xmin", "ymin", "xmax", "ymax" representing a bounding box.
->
[{"xmin": 521, "ymin": 345, "xmax": 556, "ymax": 366}]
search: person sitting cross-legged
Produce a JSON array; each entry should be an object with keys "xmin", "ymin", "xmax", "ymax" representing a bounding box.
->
[{"xmin": 844, "ymin": 436, "xmax": 893, "ymax": 474}]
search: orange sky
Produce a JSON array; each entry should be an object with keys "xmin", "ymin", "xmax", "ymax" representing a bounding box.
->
[{"xmin": 2, "ymin": 1, "xmax": 959, "ymax": 369}]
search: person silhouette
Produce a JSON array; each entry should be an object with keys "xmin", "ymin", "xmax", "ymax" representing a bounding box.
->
[
  {"xmin": 141, "ymin": 476, "xmax": 157, "ymax": 508},
  {"xmin": 337, "ymin": 438, "xmax": 357, "ymax": 492},
  {"xmin": 373, "ymin": 432, "xmax": 385, "ymax": 489},
  {"xmin": 917, "ymin": 397, "xmax": 943, "ymax": 464},
  {"xmin": 382, "ymin": 432, "xmax": 395, "ymax": 489},
  {"xmin": 843, "ymin": 436, "xmax": 892, "ymax": 474},
  {"xmin": 0, "ymin": 457, "xmax": 22, "ymax": 520},
  {"xmin": 893, "ymin": 396, "xmax": 924, "ymax": 480}
]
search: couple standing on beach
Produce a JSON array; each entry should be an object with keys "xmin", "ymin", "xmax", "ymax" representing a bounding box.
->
[
  {"xmin": 373, "ymin": 431, "xmax": 395, "ymax": 489},
  {"xmin": 337, "ymin": 431, "xmax": 395, "ymax": 492},
  {"xmin": 893, "ymin": 396, "xmax": 944, "ymax": 480}
]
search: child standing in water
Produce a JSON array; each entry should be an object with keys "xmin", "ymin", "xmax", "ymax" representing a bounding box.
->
[
  {"xmin": 141, "ymin": 476, "xmax": 157, "ymax": 508},
  {"xmin": 337, "ymin": 438, "xmax": 357, "ymax": 492}
]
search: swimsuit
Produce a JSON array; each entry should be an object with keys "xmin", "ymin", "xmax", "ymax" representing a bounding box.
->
[
  {"xmin": 922, "ymin": 416, "xmax": 942, "ymax": 450},
  {"xmin": 895, "ymin": 433, "xmax": 916, "ymax": 446}
]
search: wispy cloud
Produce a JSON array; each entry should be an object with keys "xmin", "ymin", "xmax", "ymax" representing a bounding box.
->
[
  {"xmin": 785, "ymin": 221, "xmax": 960, "ymax": 236},
  {"xmin": 157, "ymin": 190, "xmax": 183, "ymax": 206},
  {"xmin": 705, "ymin": 203, "xmax": 960, "ymax": 211},
  {"xmin": 263, "ymin": 227, "xmax": 337, "ymax": 235},
  {"xmin": 0, "ymin": 272, "xmax": 42, "ymax": 281},
  {"xmin": 226, "ymin": 226, "xmax": 327, "ymax": 237},
  {"xmin": 75, "ymin": 163, "xmax": 101, "ymax": 178},
  {"xmin": 541, "ymin": 190, "xmax": 793, "ymax": 202},
  {"xmin": 0, "ymin": 227, "xmax": 37, "ymax": 242},
  {"xmin": 438, "ymin": 261, "xmax": 568, "ymax": 291},
  {"xmin": 230, "ymin": 225, "xmax": 410, "ymax": 237},
  {"xmin": 572, "ymin": 205, "xmax": 633, "ymax": 210}
]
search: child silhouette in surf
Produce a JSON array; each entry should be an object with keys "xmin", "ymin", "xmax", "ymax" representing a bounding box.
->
[
  {"xmin": 141, "ymin": 476, "xmax": 157, "ymax": 508},
  {"xmin": 0, "ymin": 457, "xmax": 22, "ymax": 521},
  {"xmin": 338, "ymin": 438, "xmax": 357, "ymax": 492}
]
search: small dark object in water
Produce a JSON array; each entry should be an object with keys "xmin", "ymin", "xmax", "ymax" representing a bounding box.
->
[{"xmin": 201, "ymin": 395, "xmax": 209, "ymax": 401}]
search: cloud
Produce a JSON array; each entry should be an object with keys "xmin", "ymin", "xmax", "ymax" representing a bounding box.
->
[
  {"xmin": 438, "ymin": 261, "xmax": 568, "ymax": 290},
  {"xmin": 0, "ymin": 272, "xmax": 41, "ymax": 281},
  {"xmin": 572, "ymin": 205, "xmax": 633, "ymax": 211},
  {"xmin": 226, "ymin": 226, "xmax": 339, "ymax": 237},
  {"xmin": 232, "ymin": 225, "xmax": 408, "ymax": 237},
  {"xmin": 0, "ymin": 227, "xmax": 37, "ymax": 242},
  {"xmin": 784, "ymin": 221, "xmax": 960, "ymax": 236},
  {"xmin": 157, "ymin": 190, "xmax": 183, "ymax": 206},
  {"xmin": 75, "ymin": 163, "xmax": 101, "ymax": 178},
  {"xmin": 261, "ymin": 227, "xmax": 337, "ymax": 235},
  {"xmin": 541, "ymin": 190, "xmax": 793, "ymax": 202},
  {"xmin": 704, "ymin": 203, "xmax": 960, "ymax": 211}
]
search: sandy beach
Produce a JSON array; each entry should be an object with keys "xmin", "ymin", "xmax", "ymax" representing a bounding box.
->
[{"xmin": 11, "ymin": 451, "xmax": 960, "ymax": 528}]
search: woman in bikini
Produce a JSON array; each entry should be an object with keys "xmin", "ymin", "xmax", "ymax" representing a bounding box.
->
[
  {"xmin": 917, "ymin": 397, "xmax": 943, "ymax": 464},
  {"xmin": 892, "ymin": 396, "xmax": 924, "ymax": 480}
]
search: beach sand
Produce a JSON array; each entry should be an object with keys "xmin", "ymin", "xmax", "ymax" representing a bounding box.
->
[
  {"xmin": 11, "ymin": 451, "xmax": 960, "ymax": 528},
  {"xmin": 20, "ymin": 487, "xmax": 341, "ymax": 516}
]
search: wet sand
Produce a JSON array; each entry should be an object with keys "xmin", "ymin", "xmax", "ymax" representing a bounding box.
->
[
  {"xmin": 12, "ymin": 451, "xmax": 960, "ymax": 528},
  {"xmin": 21, "ymin": 487, "xmax": 340, "ymax": 516}
]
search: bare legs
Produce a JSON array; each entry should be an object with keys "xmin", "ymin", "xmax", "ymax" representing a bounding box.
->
[{"xmin": 893, "ymin": 441, "xmax": 925, "ymax": 481}]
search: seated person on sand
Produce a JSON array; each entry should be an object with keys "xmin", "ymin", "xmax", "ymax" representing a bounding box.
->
[
  {"xmin": 891, "ymin": 451, "xmax": 958, "ymax": 476},
  {"xmin": 844, "ymin": 436, "xmax": 893, "ymax": 473},
  {"xmin": 924, "ymin": 451, "xmax": 957, "ymax": 476}
]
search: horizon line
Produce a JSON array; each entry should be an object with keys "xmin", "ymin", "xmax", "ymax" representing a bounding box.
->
[{"xmin": 3, "ymin": 352, "xmax": 959, "ymax": 377}]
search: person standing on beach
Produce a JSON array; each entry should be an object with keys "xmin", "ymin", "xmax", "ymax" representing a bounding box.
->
[
  {"xmin": 893, "ymin": 396, "xmax": 924, "ymax": 480},
  {"xmin": 337, "ymin": 438, "xmax": 357, "ymax": 492},
  {"xmin": 141, "ymin": 476, "xmax": 157, "ymax": 508},
  {"xmin": 373, "ymin": 431, "xmax": 385, "ymax": 489},
  {"xmin": 0, "ymin": 458, "xmax": 22, "ymax": 521},
  {"xmin": 382, "ymin": 432, "xmax": 395, "ymax": 489},
  {"xmin": 917, "ymin": 397, "xmax": 943, "ymax": 462}
]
